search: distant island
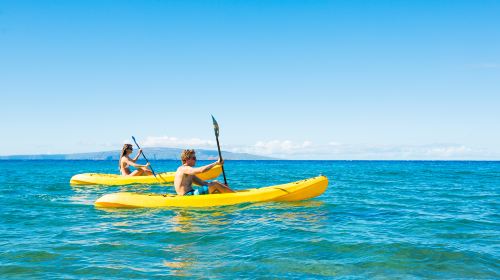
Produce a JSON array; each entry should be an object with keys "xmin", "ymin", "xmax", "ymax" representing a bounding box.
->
[{"xmin": 0, "ymin": 147, "xmax": 276, "ymax": 160}]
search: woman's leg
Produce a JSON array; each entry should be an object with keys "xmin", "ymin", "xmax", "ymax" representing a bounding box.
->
[
  {"xmin": 128, "ymin": 169, "xmax": 144, "ymax": 176},
  {"xmin": 128, "ymin": 168, "xmax": 153, "ymax": 176},
  {"xmin": 140, "ymin": 167, "xmax": 153, "ymax": 175}
]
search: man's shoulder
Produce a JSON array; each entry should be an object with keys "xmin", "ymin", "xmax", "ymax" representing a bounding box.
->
[{"xmin": 176, "ymin": 165, "xmax": 192, "ymax": 172}]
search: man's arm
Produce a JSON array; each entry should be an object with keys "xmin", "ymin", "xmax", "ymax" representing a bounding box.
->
[
  {"xmin": 192, "ymin": 176, "xmax": 208, "ymax": 186},
  {"xmin": 182, "ymin": 160, "xmax": 221, "ymax": 175}
]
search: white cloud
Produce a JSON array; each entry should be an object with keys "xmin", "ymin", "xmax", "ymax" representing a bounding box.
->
[
  {"xmin": 422, "ymin": 145, "xmax": 473, "ymax": 157},
  {"xmin": 119, "ymin": 136, "xmax": 497, "ymax": 159},
  {"xmin": 136, "ymin": 136, "xmax": 216, "ymax": 149},
  {"xmin": 333, "ymin": 143, "xmax": 480, "ymax": 160},
  {"xmin": 236, "ymin": 141, "xmax": 492, "ymax": 159},
  {"xmin": 328, "ymin": 141, "xmax": 342, "ymax": 146},
  {"xmin": 236, "ymin": 140, "xmax": 314, "ymax": 156}
]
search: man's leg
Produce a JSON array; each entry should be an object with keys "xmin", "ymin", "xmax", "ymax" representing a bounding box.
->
[{"xmin": 208, "ymin": 181, "xmax": 235, "ymax": 194}]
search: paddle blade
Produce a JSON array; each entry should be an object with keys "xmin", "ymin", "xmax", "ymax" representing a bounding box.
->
[{"xmin": 211, "ymin": 115, "xmax": 219, "ymax": 137}]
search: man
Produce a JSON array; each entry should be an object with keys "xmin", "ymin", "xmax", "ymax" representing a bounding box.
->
[{"xmin": 174, "ymin": 149, "xmax": 234, "ymax": 196}]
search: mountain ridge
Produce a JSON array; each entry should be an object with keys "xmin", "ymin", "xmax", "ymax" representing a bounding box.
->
[{"xmin": 0, "ymin": 147, "xmax": 276, "ymax": 160}]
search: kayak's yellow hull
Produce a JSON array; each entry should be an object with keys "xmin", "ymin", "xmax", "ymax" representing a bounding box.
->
[
  {"xmin": 70, "ymin": 165, "xmax": 222, "ymax": 186},
  {"xmin": 94, "ymin": 176, "xmax": 328, "ymax": 208}
]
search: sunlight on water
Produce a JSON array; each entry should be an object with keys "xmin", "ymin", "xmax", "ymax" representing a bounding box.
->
[{"xmin": 0, "ymin": 160, "xmax": 499, "ymax": 278}]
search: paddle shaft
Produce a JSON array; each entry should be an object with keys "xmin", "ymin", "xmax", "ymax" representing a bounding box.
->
[
  {"xmin": 131, "ymin": 137, "xmax": 158, "ymax": 178},
  {"xmin": 214, "ymin": 135, "xmax": 228, "ymax": 185}
]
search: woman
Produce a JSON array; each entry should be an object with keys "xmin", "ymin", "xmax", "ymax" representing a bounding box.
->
[{"xmin": 119, "ymin": 144, "xmax": 153, "ymax": 176}]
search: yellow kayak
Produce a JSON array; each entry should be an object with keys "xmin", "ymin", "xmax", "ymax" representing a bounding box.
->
[
  {"xmin": 94, "ymin": 175, "xmax": 328, "ymax": 208},
  {"xmin": 70, "ymin": 165, "xmax": 222, "ymax": 186}
]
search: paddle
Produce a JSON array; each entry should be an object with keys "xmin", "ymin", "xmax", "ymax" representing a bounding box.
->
[
  {"xmin": 211, "ymin": 115, "xmax": 228, "ymax": 185},
  {"xmin": 131, "ymin": 136, "xmax": 164, "ymax": 183}
]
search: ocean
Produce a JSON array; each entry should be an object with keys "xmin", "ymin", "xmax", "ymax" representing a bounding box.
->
[{"xmin": 0, "ymin": 160, "xmax": 498, "ymax": 279}]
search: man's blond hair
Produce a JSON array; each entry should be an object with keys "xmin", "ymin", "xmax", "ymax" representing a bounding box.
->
[{"xmin": 181, "ymin": 149, "xmax": 196, "ymax": 163}]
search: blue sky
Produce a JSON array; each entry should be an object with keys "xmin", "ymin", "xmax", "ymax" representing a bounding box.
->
[{"xmin": 1, "ymin": 0, "xmax": 499, "ymax": 159}]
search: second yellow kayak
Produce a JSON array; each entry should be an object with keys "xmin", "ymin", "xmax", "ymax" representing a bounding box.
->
[
  {"xmin": 95, "ymin": 175, "xmax": 328, "ymax": 208},
  {"xmin": 70, "ymin": 165, "xmax": 222, "ymax": 186}
]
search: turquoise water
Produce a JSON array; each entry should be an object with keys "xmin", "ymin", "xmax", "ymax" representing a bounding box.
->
[{"xmin": 1, "ymin": 160, "xmax": 499, "ymax": 279}]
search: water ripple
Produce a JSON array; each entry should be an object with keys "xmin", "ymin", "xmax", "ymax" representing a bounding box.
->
[{"xmin": 0, "ymin": 160, "xmax": 499, "ymax": 278}]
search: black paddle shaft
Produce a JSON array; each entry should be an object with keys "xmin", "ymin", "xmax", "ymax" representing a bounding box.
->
[
  {"xmin": 212, "ymin": 115, "xmax": 228, "ymax": 186},
  {"xmin": 131, "ymin": 136, "xmax": 158, "ymax": 178},
  {"xmin": 215, "ymin": 135, "xmax": 228, "ymax": 185}
]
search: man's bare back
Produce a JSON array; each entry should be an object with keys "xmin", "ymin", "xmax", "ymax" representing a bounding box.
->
[{"xmin": 174, "ymin": 165, "xmax": 199, "ymax": 195}]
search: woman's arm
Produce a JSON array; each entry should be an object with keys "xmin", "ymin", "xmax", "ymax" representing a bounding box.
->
[
  {"xmin": 124, "ymin": 157, "xmax": 149, "ymax": 168},
  {"xmin": 132, "ymin": 149, "xmax": 142, "ymax": 162}
]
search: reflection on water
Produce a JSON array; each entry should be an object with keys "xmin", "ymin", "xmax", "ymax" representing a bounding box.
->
[
  {"xmin": 70, "ymin": 183, "xmax": 175, "ymax": 208},
  {"xmin": 169, "ymin": 210, "xmax": 234, "ymax": 233},
  {"xmin": 70, "ymin": 183, "xmax": 160, "ymax": 194},
  {"xmin": 162, "ymin": 243, "xmax": 196, "ymax": 277},
  {"xmin": 170, "ymin": 211, "xmax": 197, "ymax": 233},
  {"xmin": 3, "ymin": 160, "xmax": 499, "ymax": 278},
  {"xmin": 167, "ymin": 201, "xmax": 330, "ymax": 234}
]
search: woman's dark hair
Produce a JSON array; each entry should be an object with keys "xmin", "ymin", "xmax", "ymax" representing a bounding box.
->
[{"xmin": 119, "ymin": 144, "xmax": 133, "ymax": 169}]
